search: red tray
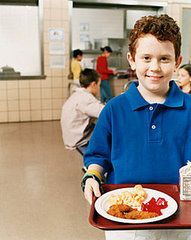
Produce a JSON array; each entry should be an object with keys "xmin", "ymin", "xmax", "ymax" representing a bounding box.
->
[{"xmin": 89, "ymin": 184, "xmax": 191, "ymax": 230}]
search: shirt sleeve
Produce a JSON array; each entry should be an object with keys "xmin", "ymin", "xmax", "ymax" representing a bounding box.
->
[
  {"xmin": 83, "ymin": 104, "xmax": 112, "ymax": 172},
  {"xmin": 77, "ymin": 93, "xmax": 104, "ymax": 118}
]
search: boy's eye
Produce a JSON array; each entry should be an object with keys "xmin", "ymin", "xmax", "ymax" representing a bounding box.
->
[
  {"xmin": 144, "ymin": 56, "xmax": 150, "ymax": 61},
  {"xmin": 161, "ymin": 57, "xmax": 168, "ymax": 62}
]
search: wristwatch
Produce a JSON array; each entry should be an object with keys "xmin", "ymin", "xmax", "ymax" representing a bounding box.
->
[{"xmin": 81, "ymin": 173, "xmax": 101, "ymax": 192}]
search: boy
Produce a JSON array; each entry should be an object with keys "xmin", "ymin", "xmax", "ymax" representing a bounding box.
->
[
  {"xmin": 82, "ymin": 15, "xmax": 191, "ymax": 239},
  {"xmin": 61, "ymin": 68, "xmax": 104, "ymax": 154}
]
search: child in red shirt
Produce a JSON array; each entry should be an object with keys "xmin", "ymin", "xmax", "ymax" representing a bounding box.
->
[{"xmin": 96, "ymin": 46, "xmax": 118, "ymax": 103}]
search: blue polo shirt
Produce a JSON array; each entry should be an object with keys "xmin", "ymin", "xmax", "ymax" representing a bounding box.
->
[{"xmin": 84, "ymin": 81, "xmax": 191, "ymax": 184}]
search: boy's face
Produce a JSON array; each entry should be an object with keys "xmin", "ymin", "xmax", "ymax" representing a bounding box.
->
[{"xmin": 128, "ymin": 34, "xmax": 182, "ymax": 98}]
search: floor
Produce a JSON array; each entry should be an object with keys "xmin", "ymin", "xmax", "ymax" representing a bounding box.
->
[{"xmin": 0, "ymin": 121, "xmax": 105, "ymax": 240}]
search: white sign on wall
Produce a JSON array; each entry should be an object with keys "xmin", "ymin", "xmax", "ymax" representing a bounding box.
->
[{"xmin": 48, "ymin": 28, "xmax": 65, "ymax": 41}]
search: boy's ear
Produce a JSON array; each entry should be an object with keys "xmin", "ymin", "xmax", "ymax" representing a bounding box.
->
[
  {"xmin": 174, "ymin": 55, "xmax": 182, "ymax": 71},
  {"xmin": 127, "ymin": 52, "xmax": 136, "ymax": 70},
  {"xmin": 90, "ymin": 81, "xmax": 96, "ymax": 88}
]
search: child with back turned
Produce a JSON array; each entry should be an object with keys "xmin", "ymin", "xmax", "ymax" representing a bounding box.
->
[
  {"xmin": 61, "ymin": 68, "xmax": 104, "ymax": 154},
  {"xmin": 81, "ymin": 14, "xmax": 191, "ymax": 240}
]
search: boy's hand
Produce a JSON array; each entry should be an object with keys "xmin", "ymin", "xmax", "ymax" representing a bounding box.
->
[{"xmin": 84, "ymin": 178, "xmax": 101, "ymax": 205}]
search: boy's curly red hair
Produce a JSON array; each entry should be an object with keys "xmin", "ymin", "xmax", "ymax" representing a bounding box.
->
[{"xmin": 129, "ymin": 14, "xmax": 181, "ymax": 61}]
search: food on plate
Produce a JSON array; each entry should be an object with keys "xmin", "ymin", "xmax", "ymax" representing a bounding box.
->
[
  {"xmin": 141, "ymin": 197, "xmax": 168, "ymax": 216},
  {"xmin": 107, "ymin": 185, "xmax": 147, "ymax": 207},
  {"xmin": 107, "ymin": 204, "xmax": 134, "ymax": 218},
  {"xmin": 107, "ymin": 203, "xmax": 159, "ymax": 219}
]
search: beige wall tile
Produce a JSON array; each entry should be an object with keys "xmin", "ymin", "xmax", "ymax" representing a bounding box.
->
[
  {"xmin": 0, "ymin": 90, "xmax": 7, "ymax": 101},
  {"xmin": 50, "ymin": 9, "xmax": 62, "ymax": 20},
  {"xmin": 19, "ymin": 89, "xmax": 30, "ymax": 99},
  {"xmin": 8, "ymin": 111, "xmax": 20, "ymax": 122},
  {"xmin": 52, "ymin": 109, "xmax": 61, "ymax": 120},
  {"xmin": 43, "ymin": 31, "xmax": 49, "ymax": 44},
  {"xmin": 52, "ymin": 77, "xmax": 63, "ymax": 88},
  {"xmin": 42, "ymin": 99, "xmax": 52, "ymax": 109},
  {"xmin": 0, "ymin": 101, "xmax": 7, "ymax": 111},
  {"xmin": 62, "ymin": 9, "xmax": 69, "ymax": 21},
  {"xmin": 30, "ymin": 80, "xmax": 41, "ymax": 89},
  {"xmin": 19, "ymin": 100, "xmax": 30, "ymax": 111},
  {"xmin": 43, "ymin": 20, "xmax": 51, "ymax": 31},
  {"xmin": 51, "ymin": 69, "xmax": 63, "ymax": 77},
  {"xmin": 50, "ymin": 0, "xmax": 62, "ymax": 9},
  {"xmin": 7, "ymin": 89, "xmax": 19, "ymax": 100},
  {"xmin": 41, "ymin": 88, "xmax": 52, "ymax": 98},
  {"xmin": 49, "ymin": 20, "xmax": 64, "ymax": 28},
  {"xmin": 52, "ymin": 88, "xmax": 62, "ymax": 99},
  {"xmin": 0, "ymin": 112, "xmax": 8, "ymax": 122},
  {"xmin": 0, "ymin": 81, "xmax": 7, "ymax": 89},
  {"xmin": 44, "ymin": 0, "xmax": 50, "ymax": 9},
  {"xmin": 44, "ymin": 67, "xmax": 52, "ymax": 77},
  {"xmin": 30, "ymin": 89, "xmax": 41, "ymax": 99},
  {"xmin": 42, "ymin": 110, "xmax": 52, "ymax": 120},
  {"xmin": 20, "ymin": 111, "xmax": 31, "ymax": 121},
  {"xmin": 41, "ymin": 78, "xmax": 52, "ymax": 88},
  {"xmin": 31, "ymin": 110, "xmax": 42, "ymax": 121},
  {"xmin": 7, "ymin": 81, "xmax": 18, "ymax": 89},
  {"xmin": 8, "ymin": 100, "xmax": 19, "ymax": 111},
  {"xmin": 31, "ymin": 99, "xmax": 42, "ymax": 110},
  {"xmin": 52, "ymin": 99, "xmax": 63, "ymax": 109},
  {"xmin": 44, "ymin": 9, "xmax": 51, "ymax": 20},
  {"xmin": 18, "ymin": 80, "xmax": 30, "ymax": 89}
]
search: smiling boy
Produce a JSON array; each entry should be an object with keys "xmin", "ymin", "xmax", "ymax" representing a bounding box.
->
[{"xmin": 81, "ymin": 15, "xmax": 191, "ymax": 240}]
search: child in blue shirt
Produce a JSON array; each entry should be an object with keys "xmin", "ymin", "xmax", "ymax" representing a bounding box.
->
[{"xmin": 82, "ymin": 14, "xmax": 191, "ymax": 240}]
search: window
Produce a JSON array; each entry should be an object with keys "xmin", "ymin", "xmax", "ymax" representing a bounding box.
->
[{"xmin": 0, "ymin": 0, "xmax": 45, "ymax": 79}]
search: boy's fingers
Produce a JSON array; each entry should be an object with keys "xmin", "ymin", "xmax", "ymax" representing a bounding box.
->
[
  {"xmin": 84, "ymin": 178, "xmax": 101, "ymax": 205},
  {"xmin": 92, "ymin": 181, "xmax": 101, "ymax": 197}
]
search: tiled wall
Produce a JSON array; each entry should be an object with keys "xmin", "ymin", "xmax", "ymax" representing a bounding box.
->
[
  {"xmin": 0, "ymin": 0, "xmax": 69, "ymax": 123},
  {"xmin": 0, "ymin": 0, "xmax": 190, "ymax": 123}
]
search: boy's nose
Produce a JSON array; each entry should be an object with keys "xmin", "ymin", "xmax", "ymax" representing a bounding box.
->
[{"xmin": 150, "ymin": 60, "xmax": 161, "ymax": 71}]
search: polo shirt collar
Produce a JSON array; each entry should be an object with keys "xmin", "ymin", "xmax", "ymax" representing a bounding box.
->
[{"xmin": 125, "ymin": 80, "xmax": 184, "ymax": 111}]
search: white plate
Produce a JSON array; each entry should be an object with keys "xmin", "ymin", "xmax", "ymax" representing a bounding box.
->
[{"xmin": 95, "ymin": 187, "xmax": 178, "ymax": 224}]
